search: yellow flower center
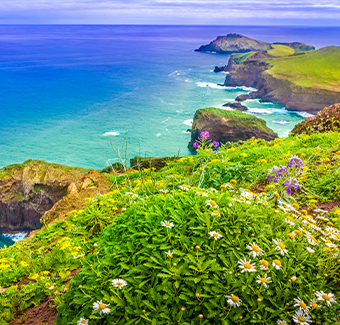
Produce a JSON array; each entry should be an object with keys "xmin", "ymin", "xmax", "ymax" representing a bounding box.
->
[
  {"xmin": 99, "ymin": 304, "xmax": 106, "ymax": 310},
  {"xmin": 168, "ymin": 254, "xmax": 173, "ymax": 258},
  {"xmin": 278, "ymin": 243, "xmax": 285, "ymax": 250},
  {"xmin": 252, "ymin": 245, "xmax": 260, "ymax": 252},
  {"xmin": 244, "ymin": 263, "xmax": 252, "ymax": 269},
  {"xmin": 213, "ymin": 210, "xmax": 219, "ymax": 215},
  {"xmin": 261, "ymin": 260, "xmax": 269, "ymax": 268},
  {"xmin": 165, "ymin": 222, "xmax": 170, "ymax": 226},
  {"xmin": 116, "ymin": 282, "xmax": 122, "ymax": 286},
  {"xmin": 213, "ymin": 233, "xmax": 219, "ymax": 237},
  {"xmin": 298, "ymin": 316, "xmax": 305, "ymax": 322},
  {"xmin": 260, "ymin": 278, "xmax": 267, "ymax": 283},
  {"xmin": 300, "ymin": 302, "xmax": 307, "ymax": 309},
  {"xmin": 312, "ymin": 303, "xmax": 318, "ymax": 309},
  {"xmin": 210, "ymin": 200, "xmax": 217, "ymax": 206},
  {"xmin": 231, "ymin": 295, "xmax": 239, "ymax": 302},
  {"xmin": 81, "ymin": 321, "xmax": 87, "ymax": 324},
  {"xmin": 322, "ymin": 294, "xmax": 330, "ymax": 301},
  {"xmin": 273, "ymin": 259, "xmax": 281, "ymax": 266}
]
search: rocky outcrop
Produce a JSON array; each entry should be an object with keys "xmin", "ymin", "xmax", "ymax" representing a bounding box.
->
[
  {"xmin": 0, "ymin": 160, "xmax": 88, "ymax": 232},
  {"xmin": 130, "ymin": 156, "xmax": 179, "ymax": 171},
  {"xmin": 290, "ymin": 103, "xmax": 340, "ymax": 135},
  {"xmin": 222, "ymin": 102, "xmax": 248, "ymax": 111},
  {"xmin": 273, "ymin": 42, "xmax": 315, "ymax": 52},
  {"xmin": 195, "ymin": 33, "xmax": 271, "ymax": 54},
  {"xmin": 214, "ymin": 66, "xmax": 228, "ymax": 72},
  {"xmin": 188, "ymin": 107, "xmax": 277, "ymax": 148}
]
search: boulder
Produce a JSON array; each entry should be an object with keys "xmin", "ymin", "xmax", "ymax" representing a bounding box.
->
[
  {"xmin": 222, "ymin": 102, "xmax": 248, "ymax": 111},
  {"xmin": 188, "ymin": 107, "xmax": 277, "ymax": 148},
  {"xmin": 290, "ymin": 103, "xmax": 340, "ymax": 136}
]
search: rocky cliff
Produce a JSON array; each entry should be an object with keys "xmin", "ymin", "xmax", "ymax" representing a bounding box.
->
[
  {"xmin": 188, "ymin": 107, "xmax": 277, "ymax": 148},
  {"xmin": 0, "ymin": 160, "xmax": 87, "ymax": 232}
]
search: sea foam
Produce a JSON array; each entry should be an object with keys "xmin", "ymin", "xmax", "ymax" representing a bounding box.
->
[
  {"xmin": 183, "ymin": 119, "xmax": 193, "ymax": 126},
  {"xmin": 273, "ymin": 120, "xmax": 291, "ymax": 125},
  {"xmin": 103, "ymin": 131, "xmax": 120, "ymax": 136},
  {"xmin": 3, "ymin": 232, "xmax": 27, "ymax": 242}
]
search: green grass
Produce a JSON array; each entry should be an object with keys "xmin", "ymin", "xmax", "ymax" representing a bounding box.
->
[
  {"xmin": 265, "ymin": 46, "xmax": 340, "ymax": 91},
  {"xmin": 231, "ymin": 51, "xmax": 256, "ymax": 64},
  {"xmin": 267, "ymin": 44, "xmax": 295, "ymax": 57}
]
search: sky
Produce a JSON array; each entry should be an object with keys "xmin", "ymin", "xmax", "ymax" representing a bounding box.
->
[{"xmin": 0, "ymin": 0, "xmax": 339, "ymax": 25}]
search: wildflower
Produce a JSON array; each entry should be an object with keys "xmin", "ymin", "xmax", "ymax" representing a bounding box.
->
[
  {"xmin": 293, "ymin": 309, "xmax": 312, "ymax": 324},
  {"xmin": 200, "ymin": 131, "xmax": 210, "ymax": 139},
  {"xmin": 273, "ymin": 239, "xmax": 288, "ymax": 256},
  {"xmin": 206, "ymin": 199, "xmax": 219, "ymax": 209},
  {"xmin": 294, "ymin": 297, "xmax": 310, "ymax": 314},
  {"xmin": 228, "ymin": 203, "xmax": 232, "ymax": 208},
  {"xmin": 93, "ymin": 300, "xmax": 110, "ymax": 315},
  {"xmin": 287, "ymin": 233, "xmax": 295, "ymax": 241},
  {"xmin": 291, "ymin": 276, "xmax": 297, "ymax": 282},
  {"xmin": 77, "ymin": 318, "xmax": 89, "ymax": 325},
  {"xmin": 211, "ymin": 210, "xmax": 220, "ymax": 217},
  {"xmin": 260, "ymin": 259, "xmax": 269, "ymax": 270},
  {"xmin": 315, "ymin": 291, "xmax": 336, "ymax": 306},
  {"xmin": 196, "ymin": 190, "xmax": 208, "ymax": 197},
  {"xmin": 277, "ymin": 321, "xmax": 288, "ymax": 325},
  {"xmin": 256, "ymin": 274, "xmax": 272, "ymax": 288},
  {"xmin": 226, "ymin": 294, "xmax": 242, "ymax": 308},
  {"xmin": 306, "ymin": 247, "xmax": 315, "ymax": 254},
  {"xmin": 310, "ymin": 298, "xmax": 320, "ymax": 309},
  {"xmin": 246, "ymin": 242, "xmax": 264, "ymax": 258},
  {"xmin": 161, "ymin": 221, "xmax": 174, "ymax": 228},
  {"xmin": 238, "ymin": 258, "xmax": 256, "ymax": 273},
  {"xmin": 192, "ymin": 142, "xmax": 199, "ymax": 149},
  {"xmin": 208, "ymin": 231, "xmax": 222, "ymax": 240},
  {"xmin": 272, "ymin": 259, "xmax": 282, "ymax": 270},
  {"xmin": 112, "ymin": 279, "xmax": 127, "ymax": 290},
  {"xmin": 212, "ymin": 140, "xmax": 219, "ymax": 149},
  {"xmin": 166, "ymin": 250, "xmax": 173, "ymax": 258},
  {"xmin": 20, "ymin": 261, "xmax": 29, "ymax": 267},
  {"xmin": 179, "ymin": 184, "xmax": 190, "ymax": 191}
]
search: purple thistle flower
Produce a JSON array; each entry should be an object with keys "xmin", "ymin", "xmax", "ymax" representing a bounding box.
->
[
  {"xmin": 200, "ymin": 131, "xmax": 210, "ymax": 139},
  {"xmin": 212, "ymin": 140, "xmax": 219, "ymax": 149},
  {"xmin": 192, "ymin": 142, "xmax": 199, "ymax": 149}
]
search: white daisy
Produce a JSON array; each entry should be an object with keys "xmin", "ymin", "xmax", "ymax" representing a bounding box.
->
[
  {"xmin": 211, "ymin": 210, "xmax": 220, "ymax": 217},
  {"xmin": 165, "ymin": 250, "xmax": 173, "ymax": 258},
  {"xmin": 272, "ymin": 259, "xmax": 282, "ymax": 270},
  {"xmin": 196, "ymin": 191, "xmax": 208, "ymax": 197},
  {"xmin": 315, "ymin": 291, "xmax": 336, "ymax": 306},
  {"xmin": 93, "ymin": 300, "xmax": 110, "ymax": 315},
  {"xmin": 77, "ymin": 318, "xmax": 89, "ymax": 325},
  {"xmin": 208, "ymin": 231, "xmax": 222, "ymax": 240},
  {"xmin": 225, "ymin": 294, "xmax": 242, "ymax": 308},
  {"xmin": 205, "ymin": 199, "xmax": 219, "ymax": 209},
  {"xmin": 228, "ymin": 203, "xmax": 232, "ymax": 208},
  {"xmin": 293, "ymin": 309, "xmax": 312, "ymax": 324},
  {"xmin": 273, "ymin": 239, "xmax": 288, "ymax": 255},
  {"xmin": 246, "ymin": 242, "xmax": 264, "ymax": 258},
  {"xmin": 179, "ymin": 185, "xmax": 190, "ymax": 191},
  {"xmin": 238, "ymin": 258, "xmax": 256, "ymax": 273},
  {"xmin": 112, "ymin": 279, "xmax": 127, "ymax": 290},
  {"xmin": 293, "ymin": 297, "xmax": 310, "ymax": 314},
  {"xmin": 161, "ymin": 221, "xmax": 174, "ymax": 228},
  {"xmin": 325, "ymin": 242, "xmax": 337, "ymax": 249},
  {"xmin": 306, "ymin": 247, "xmax": 315, "ymax": 254},
  {"xmin": 48, "ymin": 285, "xmax": 55, "ymax": 290},
  {"xmin": 260, "ymin": 259, "xmax": 269, "ymax": 270},
  {"xmin": 285, "ymin": 218, "xmax": 295, "ymax": 226},
  {"xmin": 277, "ymin": 321, "xmax": 288, "ymax": 325},
  {"xmin": 309, "ymin": 298, "xmax": 320, "ymax": 310},
  {"xmin": 256, "ymin": 274, "xmax": 272, "ymax": 288}
]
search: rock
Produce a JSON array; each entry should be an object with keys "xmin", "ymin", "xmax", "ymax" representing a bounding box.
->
[
  {"xmin": 101, "ymin": 162, "xmax": 124, "ymax": 173},
  {"xmin": 67, "ymin": 183, "xmax": 78, "ymax": 195},
  {"xmin": 188, "ymin": 107, "xmax": 277, "ymax": 148},
  {"xmin": 214, "ymin": 66, "xmax": 228, "ymax": 72},
  {"xmin": 235, "ymin": 92, "xmax": 260, "ymax": 102},
  {"xmin": 0, "ymin": 160, "xmax": 88, "ymax": 232},
  {"xmin": 195, "ymin": 33, "xmax": 271, "ymax": 54},
  {"xmin": 222, "ymin": 102, "xmax": 248, "ymax": 111},
  {"xmin": 290, "ymin": 103, "xmax": 340, "ymax": 135},
  {"xmin": 130, "ymin": 156, "xmax": 179, "ymax": 171}
]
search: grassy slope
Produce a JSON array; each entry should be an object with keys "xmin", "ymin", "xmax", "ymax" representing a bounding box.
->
[
  {"xmin": 265, "ymin": 46, "xmax": 340, "ymax": 91},
  {"xmin": 267, "ymin": 44, "xmax": 295, "ymax": 57},
  {"xmin": 198, "ymin": 107, "xmax": 277, "ymax": 134},
  {"xmin": 0, "ymin": 132, "xmax": 340, "ymax": 324}
]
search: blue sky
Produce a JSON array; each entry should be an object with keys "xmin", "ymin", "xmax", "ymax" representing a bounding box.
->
[{"xmin": 0, "ymin": 0, "xmax": 340, "ymax": 25}]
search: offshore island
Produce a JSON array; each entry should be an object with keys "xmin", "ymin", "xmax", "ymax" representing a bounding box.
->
[{"xmin": 0, "ymin": 34, "xmax": 340, "ymax": 324}]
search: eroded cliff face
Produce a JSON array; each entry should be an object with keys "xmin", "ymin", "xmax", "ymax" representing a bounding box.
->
[
  {"xmin": 224, "ymin": 54, "xmax": 340, "ymax": 115},
  {"xmin": 0, "ymin": 160, "xmax": 87, "ymax": 231}
]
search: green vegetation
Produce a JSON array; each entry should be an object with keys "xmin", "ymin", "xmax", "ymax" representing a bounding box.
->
[
  {"xmin": 266, "ymin": 46, "xmax": 340, "ymax": 91},
  {"xmin": 1, "ymin": 132, "xmax": 340, "ymax": 324},
  {"xmin": 230, "ymin": 52, "xmax": 256, "ymax": 64},
  {"xmin": 267, "ymin": 44, "xmax": 295, "ymax": 57}
]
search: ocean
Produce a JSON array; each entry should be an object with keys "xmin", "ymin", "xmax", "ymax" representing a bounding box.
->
[{"xmin": 1, "ymin": 25, "xmax": 340, "ymax": 247}]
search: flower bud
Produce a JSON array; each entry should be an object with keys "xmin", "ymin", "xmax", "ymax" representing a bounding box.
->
[
  {"xmin": 198, "ymin": 314, "xmax": 203, "ymax": 319},
  {"xmin": 195, "ymin": 293, "xmax": 200, "ymax": 297},
  {"xmin": 181, "ymin": 307, "xmax": 185, "ymax": 311}
]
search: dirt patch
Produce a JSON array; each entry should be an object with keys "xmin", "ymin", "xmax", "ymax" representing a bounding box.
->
[
  {"xmin": 250, "ymin": 181, "xmax": 268, "ymax": 194},
  {"xmin": 9, "ymin": 296, "xmax": 57, "ymax": 325},
  {"xmin": 11, "ymin": 277, "xmax": 32, "ymax": 290},
  {"xmin": 301, "ymin": 200, "xmax": 340, "ymax": 216}
]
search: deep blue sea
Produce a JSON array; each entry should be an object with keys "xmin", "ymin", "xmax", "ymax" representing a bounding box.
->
[{"xmin": 1, "ymin": 25, "xmax": 340, "ymax": 247}]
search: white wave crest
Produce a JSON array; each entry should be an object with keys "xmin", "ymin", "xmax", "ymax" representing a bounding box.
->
[
  {"xmin": 3, "ymin": 232, "xmax": 27, "ymax": 242},
  {"xmin": 103, "ymin": 131, "xmax": 119, "ymax": 136},
  {"xmin": 156, "ymin": 133, "xmax": 162, "ymax": 137},
  {"xmin": 248, "ymin": 108, "xmax": 271, "ymax": 115},
  {"xmin": 183, "ymin": 119, "xmax": 193, "ymax": 126},
  {"xmin": 196, "ymin": 82, "xmax": 226, "ymax": 89},
  {"xmin": 242, "ymin": 86, "xmax": 258, "ymax": 92},
  {"xmin": 294, "ymin": 111, "xmax": 314, "ymax": 118},
  {"xmin": 273, "ymin": 120, "xmax": 291, "ymax": 125}
]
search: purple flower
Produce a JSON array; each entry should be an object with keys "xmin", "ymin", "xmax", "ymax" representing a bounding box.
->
[
  {"xmin": 212, "ymin": 140, "xmax": 219, "ymax": 149},
  {"xmin": 192, "ymin": 142, "xmax": 199, "ymax": 149},
  {"xmin": 200, "ymin": 131, "xmax": 210, "ymax": 139},
  {"xmin": 213, "ymin": 151, "xmax": 219, "ymax": 154},
  {"xmin": 287, "ymin": 155, "xmax": 304, "ymax": 170},
  {"xmin": 283, "ymin": 178, "xmax": 299, "ymax": 195}
]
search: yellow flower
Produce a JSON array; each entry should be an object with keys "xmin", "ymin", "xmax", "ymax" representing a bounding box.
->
[
  {"xmin": 240, "ymin": 153, "xmax": 248, "ymax": 158},
  {"xmin": 42, "ymin": 271, "xmax": 50, "ymax": 276},
  {"xmin": 31, "ymin": 274, "xmax": 40, "ymax": 280},
  {"xmin": 20, "ymin": 261, "xmax": 29, "ymax": 267}
]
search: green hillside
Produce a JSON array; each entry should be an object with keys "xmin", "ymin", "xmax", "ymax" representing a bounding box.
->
[{"xmin": 267, "ymin": 44, "xmax": 295, "ymax": 57}]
